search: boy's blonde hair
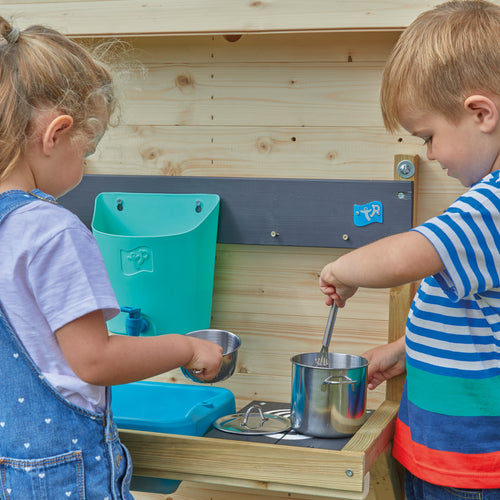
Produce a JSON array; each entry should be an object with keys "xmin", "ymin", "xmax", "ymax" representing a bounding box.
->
[
  {"xmin": 0, "ymin": 17, "xmax": 116, "ymax": 181},
  {"xmin": 380, "ymin": 0, "xmax": 500, "ymax": 132}
]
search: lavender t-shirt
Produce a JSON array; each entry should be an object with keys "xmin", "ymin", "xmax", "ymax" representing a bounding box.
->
[{"xmin": 0, "ymin": 199, "xmax": 119, "ymax": 412}]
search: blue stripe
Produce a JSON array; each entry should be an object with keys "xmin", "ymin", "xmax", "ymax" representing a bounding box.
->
[
  {"xmin": 461, "ymin": 212, "xmax": 499, "ymax": 286},
  {"xmin": 441, "ymin": 213, "xmax": 485, "ymax": 292},
  {"xmin": 453, "ymin": 195, "xmax": 500, "ymax": 257},
  {"xmin": 424, "ymin": 221, "xmax": 472, "ymax": 296},
  {"xmin": 416, "ymin": 282, "xmax": 477, "ymax": 309},
  {"xmin": 414, "ymin": 283, "xmax": 500, "ymax": 331},
  {"xmin": 407, "ymin": 335, "xmax": 500, "ymax": 362},
  {"xmin": 399, "ymin": 385, "xmax": 500, "ymax": 453},
  {"xmin": 474, "ymin": 186, "xmax": 500, "ymax": 211},
  {"xmin": 406, "ymin": 354, "xmax": 500, "ymax": 378},
  {"xmin": 448, "ymin": 202, "xmax": 500, "ymax": 286},
  {"xmin": 406, "ymin": 321, "xmax": 500, "ymax": 346},
  {"xmin": 409, "ymin": 305, "xmax": 491, "ymax": 329}
]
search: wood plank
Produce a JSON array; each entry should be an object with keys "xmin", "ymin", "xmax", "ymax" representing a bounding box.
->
[
  {"xmin": 87, "ymin": 125, "xmax": 423, "ymax": 179},
  {"xmin": 133, "ymin": 481, "xmax": 373, "ymax": 500},
  {"xmin": 2, "ymin": 1, "xmax": 443, "ymax": 36},
  {"xmin": 119, "ymin": 430, "xmax": 366, "ymax": 494},
  {"xmin": 342, "ymin": 401, "xmax": 399, "ymax": 471},
  {"xmin": 385, "ymin": 154, "xmax": 419, "ymax": 401},
  {"xmin": 118, "ymin": 32, "xmax": 400, "ymax": 64},
  {"xmin": 369, "ymin": 445, "xmax": 404, "ymax": 500},
  {"xmin": 87, "ymin": 127, "xmax": 462, "ymax": 223},
  {"xmin": 119, "ymin": 62, "xmax": 385, "ymax": 127}
]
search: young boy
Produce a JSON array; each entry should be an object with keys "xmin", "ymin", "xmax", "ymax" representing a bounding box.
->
[{"xmin": 319, "ymin": 1, "xmax": 500, "ymax": 497}]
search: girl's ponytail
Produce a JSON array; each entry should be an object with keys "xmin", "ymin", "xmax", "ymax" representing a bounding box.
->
[
  {"xmin": 0, "ymin": 18, "xmax": 19, "ymax": 44},
  {"xmin": 0, "ymin": 16, "xmax": 116, "ymax": 181}
]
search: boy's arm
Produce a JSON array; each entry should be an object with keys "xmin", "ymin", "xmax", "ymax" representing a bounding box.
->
[{"xmin": 320, "ymin": 230, "xmax": 444, "ymax": 306}]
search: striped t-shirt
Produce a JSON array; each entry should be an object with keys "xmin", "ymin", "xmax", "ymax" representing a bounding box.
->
[{"xmin": 392, "ymin": 169, "xmax": 500, "ymax": 488}]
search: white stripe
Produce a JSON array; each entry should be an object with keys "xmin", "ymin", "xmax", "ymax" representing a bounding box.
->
[{"xmin": 406, "ymin": 344, "xmax": 498, "ymax": 371}]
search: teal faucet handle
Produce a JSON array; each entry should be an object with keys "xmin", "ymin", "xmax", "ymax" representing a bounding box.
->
[{"xmin": 120, "ymin": 307, "xmax": 149, "ymax": 336}]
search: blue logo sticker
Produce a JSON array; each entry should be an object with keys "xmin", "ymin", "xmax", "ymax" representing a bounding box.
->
[{"xmin": 353, "ymin": 201, "xmax": 383, "ymax": 227}]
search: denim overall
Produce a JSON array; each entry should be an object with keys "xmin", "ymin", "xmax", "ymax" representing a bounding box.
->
[{"xmin": 0, "ymin": 190, "xmax": 133, "ymax": 500}]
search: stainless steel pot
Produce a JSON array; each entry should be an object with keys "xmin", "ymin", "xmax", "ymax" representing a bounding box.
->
[{"xmin": 290, "ymin": 352, "xmax": 368, "ymax": 438}]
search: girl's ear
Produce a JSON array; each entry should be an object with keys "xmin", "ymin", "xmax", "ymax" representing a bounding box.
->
[
  {"xmin": 42, "ymin": 115, "xmax": 74, "ymax": 156},
  {"xmin": 463, "ymin": 95, "xmax": 498, "ymax": 133}
]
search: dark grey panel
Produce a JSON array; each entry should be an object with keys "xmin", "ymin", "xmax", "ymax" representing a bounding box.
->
[{"xmin": 59, "ymin": 175, "xmax": 413, "ymax": 248}]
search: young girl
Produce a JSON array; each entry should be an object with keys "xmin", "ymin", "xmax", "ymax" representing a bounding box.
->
[{"xmin": 0, "ymin": 17, "xmax": 223, "ymax": 499}]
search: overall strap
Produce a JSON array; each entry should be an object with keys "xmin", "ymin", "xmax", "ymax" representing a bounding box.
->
[{"xmin": 0, "ymin": 189, "xmax": 55, "ymax": 223}]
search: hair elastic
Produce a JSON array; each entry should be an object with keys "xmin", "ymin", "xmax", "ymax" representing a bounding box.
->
[{"xmin": 4, "ymin": 27, "xmax": 19, "ymax": 44}]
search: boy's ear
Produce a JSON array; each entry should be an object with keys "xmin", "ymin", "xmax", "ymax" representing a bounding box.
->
[
  {"xmin": 42, "ymin": 115, "xmax": 74, "ymax": 156},
  {"xmin": 463, "ymin": 95, "xmax": 498, "ymax": 133}
]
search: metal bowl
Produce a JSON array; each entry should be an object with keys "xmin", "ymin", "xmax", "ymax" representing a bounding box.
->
[{"xmin": 181, "ymin": 329, "xmax": 241, "ymax": 383}]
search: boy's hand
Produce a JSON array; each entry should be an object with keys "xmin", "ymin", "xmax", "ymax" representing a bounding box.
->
[
  {"xmin": 362, "ymin": 337, "xmax": 406, "ymax": 390},
  {"xmin": 319, "ymin": 262, "xmax": 358, "ymax": 307}
]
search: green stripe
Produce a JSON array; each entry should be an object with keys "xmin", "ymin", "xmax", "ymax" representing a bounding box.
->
[{"xmin": 406, "ymin": 364, "xmax": 500, "ymax": 416}]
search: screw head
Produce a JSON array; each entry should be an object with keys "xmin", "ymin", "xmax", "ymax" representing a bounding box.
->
[
  {"xmin": 345, "ymin": 469, "xmax": 354, "ymax": 477},
  {"xmin": 397, "ymin": 160, "xmax": 415, "ymax": 179}
]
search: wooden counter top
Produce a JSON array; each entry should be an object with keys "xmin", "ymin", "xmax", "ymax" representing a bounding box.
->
[{"xmin": 119, "ymin": 399, "xmax": 399, "ymax": 499}]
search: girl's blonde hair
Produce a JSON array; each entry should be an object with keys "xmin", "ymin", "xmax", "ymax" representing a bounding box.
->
[
  {"xmin": 380, "ymin": 0, "xmax": 500, "ymax": 132},
  {"xmin": 0, "ymin": 17, "xmax": 116, "ymax": 180}
]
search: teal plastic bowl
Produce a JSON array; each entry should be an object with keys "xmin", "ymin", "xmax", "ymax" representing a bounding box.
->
[{"xmin": 112, "ymin": 381, "xmax": 235, "ymax": 493}]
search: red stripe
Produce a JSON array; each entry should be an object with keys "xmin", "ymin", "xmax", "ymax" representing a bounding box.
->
[{"xmin": 393, "ymin": 418, "xmax": 500, "ymax": 488}]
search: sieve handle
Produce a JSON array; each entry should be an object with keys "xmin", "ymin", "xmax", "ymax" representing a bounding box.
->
[{"xmin": 320, "ymin": 301, "xmax": 338, "ymax": 350}]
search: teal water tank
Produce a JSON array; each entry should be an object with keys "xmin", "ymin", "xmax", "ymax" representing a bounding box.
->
[{"xmin": 92, "ymin": 192, "xmax": 220, "ymax": 335}]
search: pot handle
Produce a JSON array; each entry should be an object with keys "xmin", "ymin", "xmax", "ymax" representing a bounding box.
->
[
  {"xmin": 241, "ymin": 405, "xmax": 269, "ymax": 429},
  {"xmin": 323, "ymin": 374, "xmax": 355, "ymax": 386}
]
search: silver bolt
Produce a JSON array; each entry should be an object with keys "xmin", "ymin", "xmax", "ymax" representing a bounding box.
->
[
  {"xmin": 270, "ymin": 231, "xmax": 279, "ymax": 238},
  {"xmin": 397, "ymin": 160, "xmax": 415, "ymax": 179},
  {"xmin": 345, "ymin": 469, "xmax": 354, "ymax": 477},
  {"xmin": 397, "ymin": 192, "xmax": 405, "ymax": 200},
  {"xmin": 342, "ymin": 234, "xmax": 349, "ymax": 241}
]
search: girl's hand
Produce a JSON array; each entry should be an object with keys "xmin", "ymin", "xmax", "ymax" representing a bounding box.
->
[
  {"xmin": 319, "ymin": 261, "xmax": 358, "ymax": 307},
  {"xmin": 183, "ymin": 337, "xmax": 223, "ymax": 381},
  {"xmin": 362, "ymin": 337, "xmax": 406, "ymax": 390}
]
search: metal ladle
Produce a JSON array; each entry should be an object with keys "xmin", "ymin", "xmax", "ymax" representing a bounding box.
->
[{"xmin": 313, "ymin": 302, "xmax": 338, "ymax": 367}]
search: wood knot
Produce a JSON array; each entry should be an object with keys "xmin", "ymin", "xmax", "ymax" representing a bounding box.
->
[
  {"xmin": 160, "ymin": 161, "xmax": 182, "ymax": 176},
  {"xmin": 249, "ymin": 0, "xmax": 264, "ymax": 6},
  {"xmin": 140, "ymin": 147, "xmax": 161, "ymax": 161},
  {"xmin": 327, "ymin": 151, "xmax": 338, "ymax": 161},
  {"xmin": 256, "ymin": 137, "xmax": 273, "ymax": 154},
  {"xmin": 175, "ymin": 73, "xmax": 195, "ymax": 93}
]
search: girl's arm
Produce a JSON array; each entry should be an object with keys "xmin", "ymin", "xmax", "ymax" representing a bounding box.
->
[
  {"xmin": 56, "ymin": 310, "xmax": 223, "ymax": 386},
  {"xmin": 320, "ymin": 230, "xmax": 444, "ymax": 306}
]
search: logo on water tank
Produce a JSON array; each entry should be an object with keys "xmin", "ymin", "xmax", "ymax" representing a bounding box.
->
[{"xmin": 121, "ymin": 247, "xmax": 153, "ymax": 275}]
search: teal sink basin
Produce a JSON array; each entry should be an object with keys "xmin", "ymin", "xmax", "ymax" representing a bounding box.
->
[{"xmin": 112, "ymin": 381, "xmax": 235, "ymax": 494}]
